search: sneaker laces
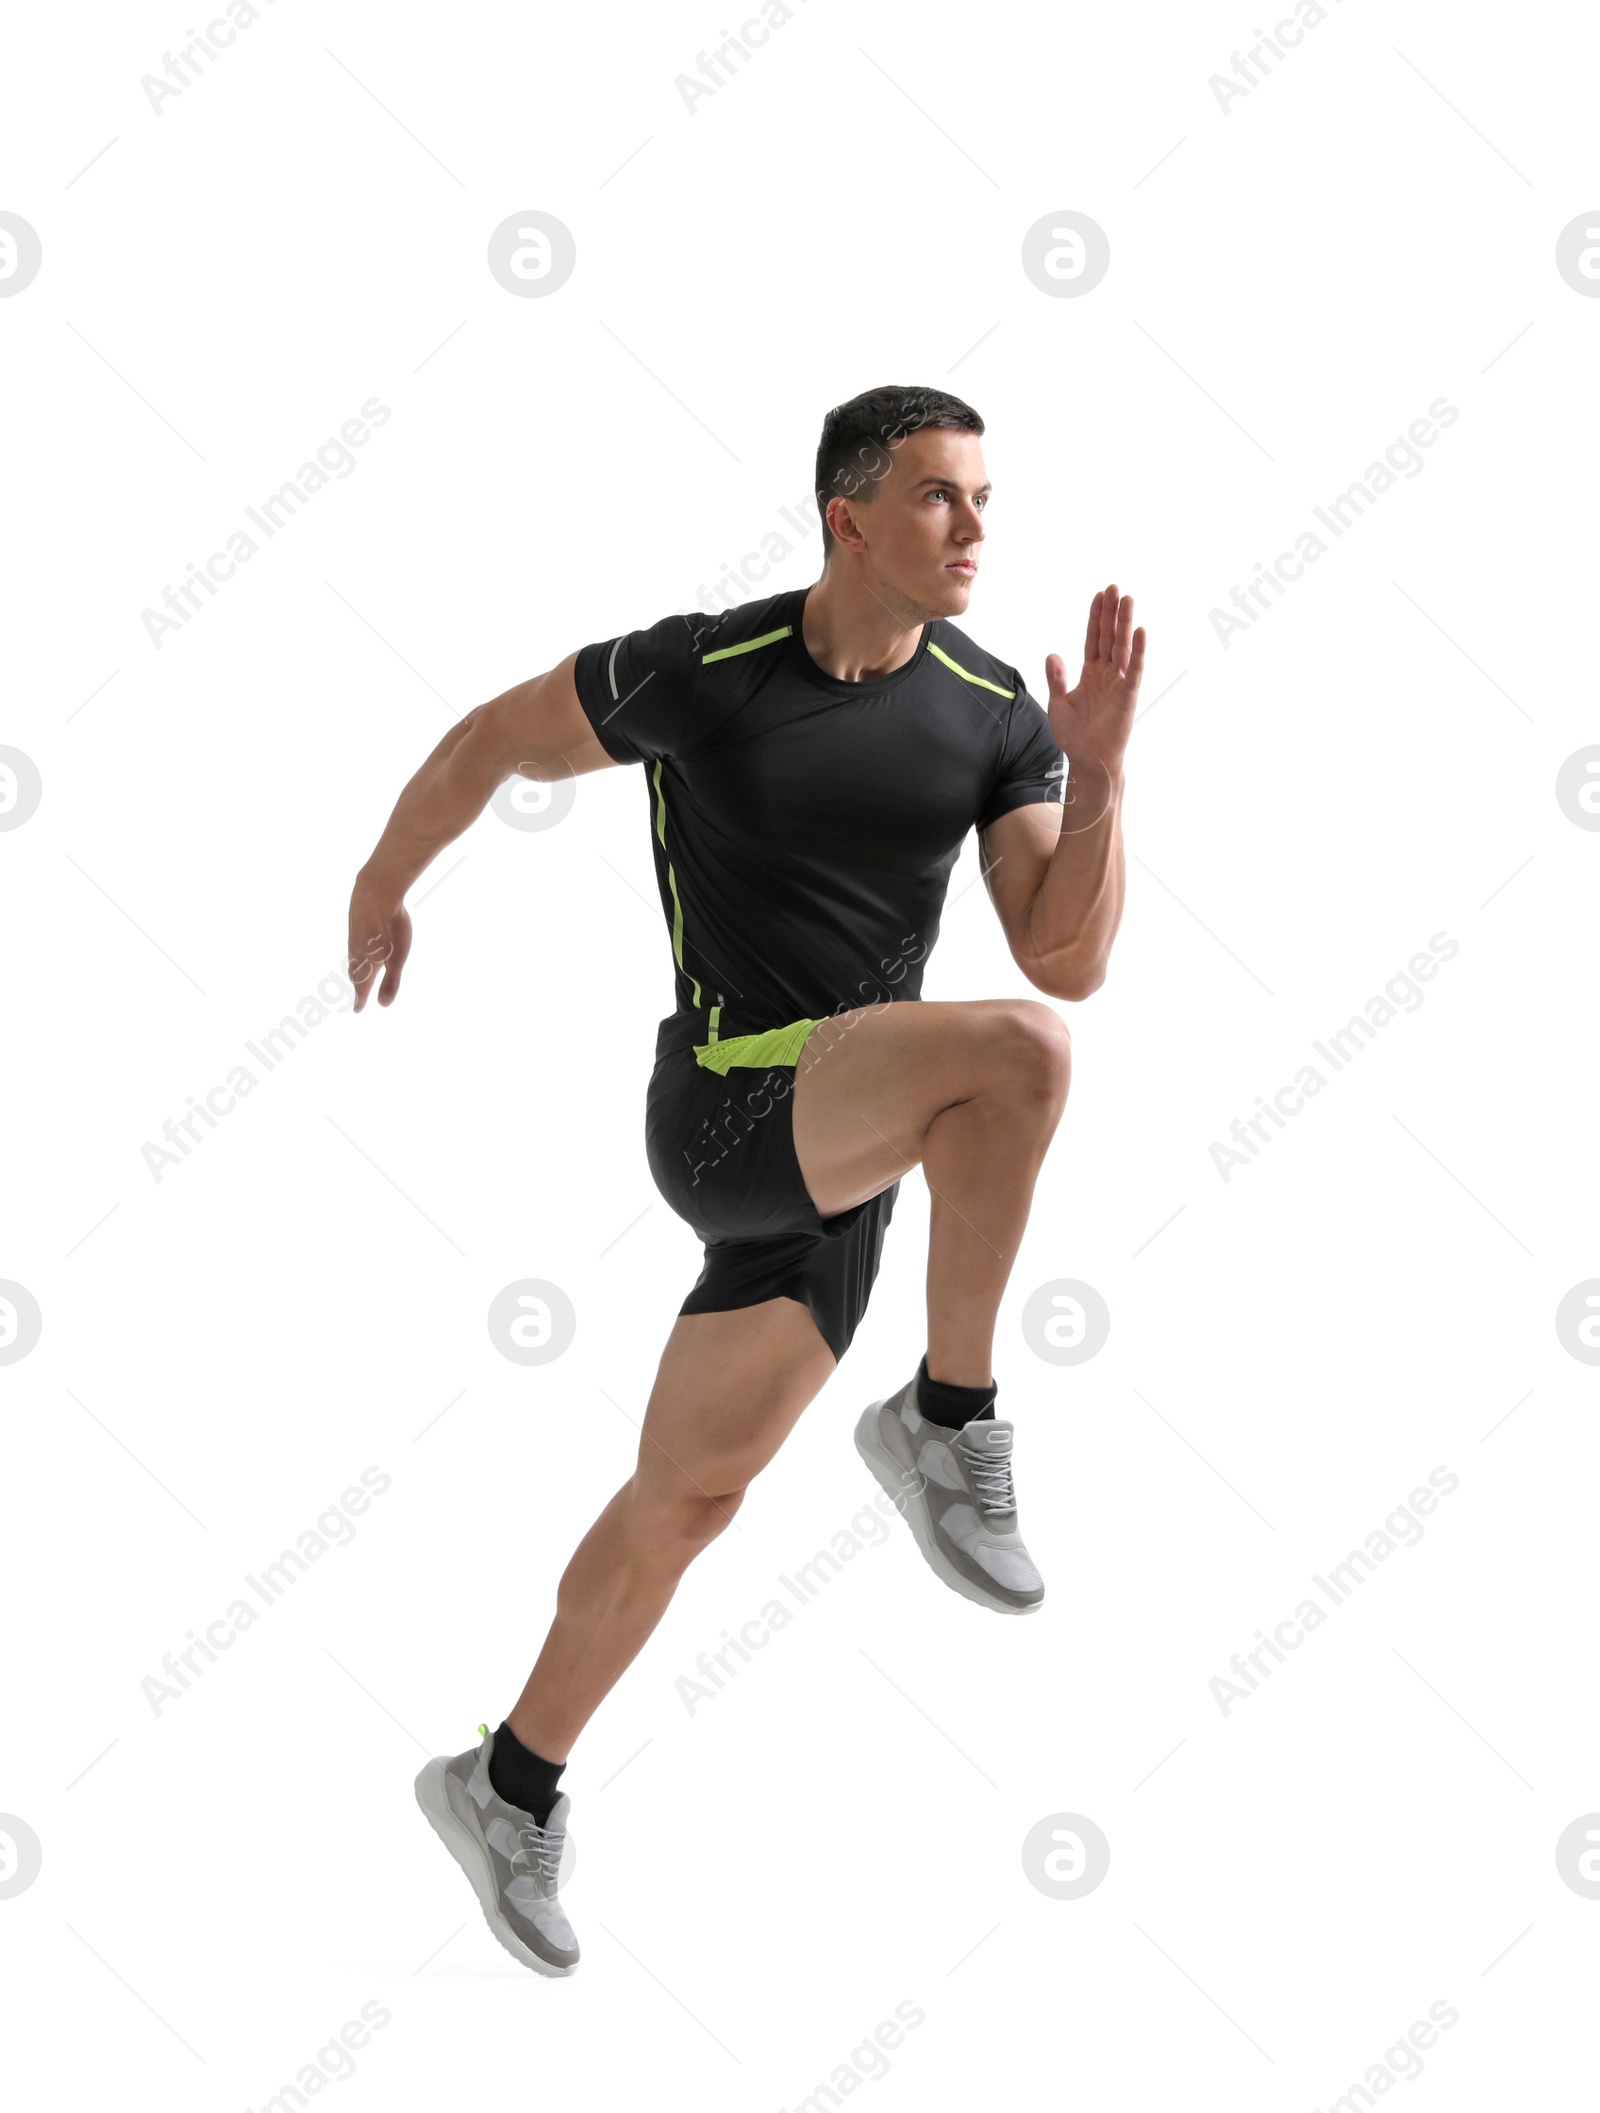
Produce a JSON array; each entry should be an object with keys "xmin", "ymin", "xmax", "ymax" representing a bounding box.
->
[
  {"xmin": 477, "ymin": 1725, "xmax": 565, "ymax": 1890},
  {"xmin": 958, "ymin": 1434, "xmax": 1017, "ymax": 1516},
  {"xmin": 511, "ymin": 1818, "xmax": 563, "ymax": 1890}
]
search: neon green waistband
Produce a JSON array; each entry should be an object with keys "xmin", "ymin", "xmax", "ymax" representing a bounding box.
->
[{"xmin": 692, "ymin": 1015, "xmax": 824, "ymax": 1074}]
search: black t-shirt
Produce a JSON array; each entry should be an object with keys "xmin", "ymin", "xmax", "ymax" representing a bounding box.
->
[{"xmin": 573, "ymin": 585, "xmax": 1065, "ymax": 1058}]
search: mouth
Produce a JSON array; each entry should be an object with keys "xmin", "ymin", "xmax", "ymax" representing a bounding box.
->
[{"xmin": 946, "ymin": 561, "xmax": 977, "ymax": 576}]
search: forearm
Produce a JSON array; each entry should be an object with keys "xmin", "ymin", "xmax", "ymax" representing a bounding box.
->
[
  {"xmin": 358, "ymin": 706, "xmax": 500, "ymax": 895},
  {"xmin": 1025, "ymin": 763, "xmax": 1125, "ymax": 997}
]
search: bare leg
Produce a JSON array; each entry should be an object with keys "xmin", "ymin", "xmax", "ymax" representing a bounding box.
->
[
  {"xmin": 920, "ymin": 1022, "xmax": 1071, "ymax": 1385},
  {"xmin": 791, "ymin": 999, "xmax": 1072, "ymax": 1385},
  {"xmin": 506, "ymin": 999, "xmax": 1068, "ymax": 1762},
  {"xmin": 507, "ymin": 1295, "xmax": 835, "ymax": 1761}
]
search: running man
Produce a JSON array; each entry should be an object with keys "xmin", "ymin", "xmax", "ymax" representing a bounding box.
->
[{"xmin": 346, "ymin": 384, "xmax": 1146, "ymax": 1977}]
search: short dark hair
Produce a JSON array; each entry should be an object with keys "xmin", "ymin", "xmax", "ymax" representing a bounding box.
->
[{"xmin": 814, "ymin": 384, "xmax": 984, "ymax": 557}]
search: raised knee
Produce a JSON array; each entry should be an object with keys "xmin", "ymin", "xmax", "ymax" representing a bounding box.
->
[{"xmin": 988, "ymin": 1000, "xmax": 1072, "ymax": 1103}]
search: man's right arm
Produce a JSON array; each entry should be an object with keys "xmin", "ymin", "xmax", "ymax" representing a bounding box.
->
[{"xmin": 347, "ymin": 650, "xmax": 617, "ymax": 1011}]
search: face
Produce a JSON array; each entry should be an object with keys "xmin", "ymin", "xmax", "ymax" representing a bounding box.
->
[{"xmin": 826, "ymin": 427, "xmax": 989, "ymax": 618}]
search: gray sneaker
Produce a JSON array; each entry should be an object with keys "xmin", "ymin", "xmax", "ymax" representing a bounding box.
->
[
  {"xmin": 855, "ymin": 1374, "xmax": 1044, "ymax": 1615},
  {"xmin": 414, "ymin": 1726, "xmax": 579, "ymax": 1976}
]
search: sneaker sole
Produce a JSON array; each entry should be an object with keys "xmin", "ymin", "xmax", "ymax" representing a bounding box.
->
[
  {"xmin": 853, "ymin": 1400, "xmax": 1043, "ymax": 1617},
  {"xmin": 413, "ymin": 1758, "xmax": 578, "ymax": 1978}
]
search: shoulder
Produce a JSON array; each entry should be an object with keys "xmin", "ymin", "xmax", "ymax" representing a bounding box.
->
[
  {"xmin": 924, "ymin": 618, "xmax": 1024, "ymax": 706},
  {"xmin": 577, "ymin": 591, "xmax": 799, "ymax": 762},
  {"xmin": 688, "ymin": 588, "xmax": 801, "ymax": 672},
  {"xmin": 607, "ymin": 590, "xmax": 797, "ymax": 682},
  {"xmin": 580, "ymin": 599, "xmax": 775, "ymax": 701},
  {"xmin": 615, "ymin": 608, "xmax": 718, "ymax": 673}
]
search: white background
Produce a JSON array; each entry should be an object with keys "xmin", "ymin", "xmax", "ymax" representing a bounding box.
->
[{"xmin": 3, "ymin": 0, "xmax": 1598, "ymax": 2105}]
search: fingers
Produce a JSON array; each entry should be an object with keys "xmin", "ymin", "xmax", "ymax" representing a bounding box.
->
[
  {"xmin": 349, "ymin": 941, "xmax": 377, "ymax": 1013},
  {"xmin": 1097, "ymin": 582, "xmax": 1118, "ymax": 663},
  {"xmin": 375, "ymin": 925, "xmax": 408, "ymax": 1007},
  {"xmin": 349, "ymin": 923, "xmax": 400, "ymax": 1012},
  {"xmin": 1126, "ymin": 624, "xmax": 1146, "ymax": 692},
  {"xmin": 1084, "ymin": 584, "xmax": 1141, "ymax": 677},
  {"xmin": 1114, "ymin": 592, "xmax": 1134, "ymax": 674}
]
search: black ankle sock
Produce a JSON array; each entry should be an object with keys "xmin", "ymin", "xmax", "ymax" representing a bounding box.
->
[
  {"xmin": 915, "ymin": 1353, "xmax": 997, "ymax": 1429},
  {"xmin": 487, "ymin": 1720, "xmax": 566, "ymax": 1828}
]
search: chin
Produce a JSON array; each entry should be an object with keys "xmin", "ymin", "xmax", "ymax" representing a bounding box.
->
[
  {"xmin": 932, "ymin": 573, "xmax": 976, "ymax": 615},
  {"xmin": 882, "ymin": 568, "xmax": 976, "ymax": 622}
]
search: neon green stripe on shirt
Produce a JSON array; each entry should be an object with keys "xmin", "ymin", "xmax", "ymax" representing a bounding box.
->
[
  {"xmin": 927, "ymin": 640, "xmax": 1015, "ymax": 698},
  {"xmin": 701, "ymin": 625, "xmax": 794, "ymax": 664},
  {"xmin": 652, "ymin": 759, "xmax": 702, "ymax": 1007}
]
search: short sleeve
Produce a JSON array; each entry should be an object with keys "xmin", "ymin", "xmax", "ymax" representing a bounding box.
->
[
  {"xmin": 572, "ymin": 611, "xmax": 710, "ymax": 766},
  {"xmin": 977, "ymin": 678, "xmax": 1066, "ymax": 829}
]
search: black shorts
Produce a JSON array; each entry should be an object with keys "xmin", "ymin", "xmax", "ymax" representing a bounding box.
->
[{"xmin": 644, "ymin": 1027, "xmax": 898, "ymax": 1363}]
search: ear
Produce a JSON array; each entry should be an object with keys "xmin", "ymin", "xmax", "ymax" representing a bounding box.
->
[{"xmin": 825, "ymin": 490, "xmax": 869, "ymax": 555}]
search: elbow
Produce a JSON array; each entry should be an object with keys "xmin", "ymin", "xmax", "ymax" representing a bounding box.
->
[{"xmin": 1028, "ymin": 954, "xmax": 1105, "ymax": 1003}]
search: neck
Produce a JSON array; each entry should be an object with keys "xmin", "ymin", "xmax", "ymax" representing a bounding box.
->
[{"xmin": 801, "ymin": 565, "xmax": 929, "ymax": 682}]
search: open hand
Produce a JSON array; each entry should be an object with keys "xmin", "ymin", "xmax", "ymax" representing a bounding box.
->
[{"xmin": 1045, "ymin": 584, "xmax": 1146, "ymax": 780}]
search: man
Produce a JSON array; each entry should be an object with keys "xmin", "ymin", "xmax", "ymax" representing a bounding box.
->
[{"xmin": 346, "ymin": 384, "xmax": 1146, "ymax": 1977}]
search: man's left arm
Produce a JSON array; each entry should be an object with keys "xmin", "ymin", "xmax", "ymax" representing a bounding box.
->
[{"xmin": 981, "ymin": 584, "xmax": 1145, "ymax": 1002}]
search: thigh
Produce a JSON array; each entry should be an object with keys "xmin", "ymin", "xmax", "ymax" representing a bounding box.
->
[
  {"xmin": 791, "ymin": 997, "xmax": 1067, "ymax": 1218},
  {"xmin": 632, "ymin": 1298, "xmax": 838, "ymax": 1507}
]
